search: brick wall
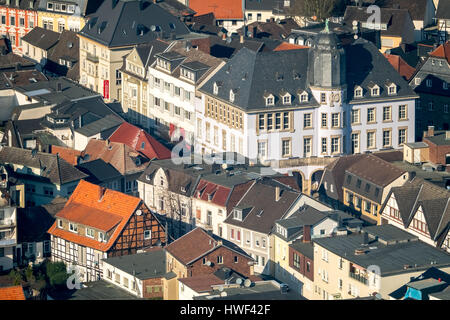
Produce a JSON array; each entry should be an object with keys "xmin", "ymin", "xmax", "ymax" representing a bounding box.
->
[
  {"xmin": 289, "ymin": 246, "xmax": 314, "ymax": 282},
  {"xmin": 142, "ymin": 277, "xmax": 164, "ymax": 299},
  {"xmin": 423, "ymin": 137, "xmax": 450, "ymax": 165}
]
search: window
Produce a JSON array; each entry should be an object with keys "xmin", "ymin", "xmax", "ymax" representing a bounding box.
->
[
  {"xmin": 19, "ymin": 17, "xmax": 24, "ymax": 27},
  {"xmin": 248, "ymin": 13, "xmax": 252, "ymax": 20},
  {"xmin": 217, "ymin": 256, "xmax": 223, "ymax": 264},
  {"xmin": 283, "ymin": 94, "xmax": 291, "ymax": 105},
  {"xmin": 354, "ymin": 87, "xmax": 363, "ymax": 97},
  {"xmin": 304, "ymin": 113, "xmax": 312, "ymax": 128},
  {"xmin": 364, "ymin": 200, "xmax": 371, "ymax": 213},
  {"xmin": 58, "ymin": 219, "xmax": 63, "ymax": 228},
  {"xmin": 266, "ymin": 96, "xmax": 274, "ymax": 106},
  {"xmin": 257, "ymin": 13, "xmax": 261, "ymax": 21},
  {"xmin": 383, "ymin": 130, "xmax": 391, "ymax": 147},
  {"xmin": 367, "ymin": 131, "xmax": 375, "ymax": 149},
  {"xmin": 331, "ymin": 137, "xmax": 339, "ymax": 154},
  {"xmin": 351, "ymin": 110, "xmax": 360, "ymax": 124},
  {"xmin": 116, "ymin": 70, "xmax": 121, "ymax": 85},
  {"xmin": 445, "ymin": 105, "xmax": 449, "ymax": 113},
  {"xmin": 293, "ymin": 253, "xmax": 300, "ymax": 269},
  {"xmin": 44, "ymin": 187, "xmax": 54, "ymax": 196},
  {"xmin": 69, "ymin": 223, "xmax": 78, "ymax": 233},
  {"xmin": 444, "ymin": 82, "xmax": 448, "ymax": 90},
  {"xmin": 356, "ymin": 179, "xmax": 361, "ymax": 188},
  {"xmin": 283, "ymin": 112, "xmax": 289, "ymax": 129},
  {"xmin": 367, "ymin": 108, "xmax": 375, "ymax": 123},
  {"xmin": 321, "ymin": 138, "xmax": 327, "ymax": 154},
  {"xmin": 383, "ymin": 106, "xmax": 391, "ymax": 121},
  {"xmin": 320, "ymin": 92, "xmax": 326, "ymax": 103},
  {"xmin": 306, "ymin": 261, "xmax": 310, "ymax": 272},
  {"xmin": 428, "ymin": 102, "xmax": 434, "ymax": 111},
  {"xmin": 398, "ymin": 128, "xmax": 406, "ymax": 145},
  {"xmin": 86, "ymin": 228, "xmax": 94, "ymax": 238},
  {"xmin": 398, "ymin": 105, "xmax": 407, "ymax": 120},
  {"xmin": 99, "ymin": 232, "xmax": 106, "ymax": 242},
  {"xmin": 234, "ymin": 256, "xmax": 238, "ymax": 263},
  {"xmin": 174, "ymin": 106, "xmax": 181, "ymax": 116},
  {"xmin": 300, "ymin": 92, "xmax": 308, "ymax": 102},
  {"xmin": 331, "ymin": 113, "xmax": 340, "ymax": 128},
  {"xmin": 388, "ymin": 85, "xmax": 396, "ymax": 95},
  {"xmin": 426, "ymin": 79, "xmax": 432, "ymax": 87},
  {"xmin": 321, "ymin": 113, "xmax": 327, "ymax": 127},
  {"xmin": 282, "ymin": 139, "xmax": 291, "ymax": 157},
  {"xmin": 351, "ymin": 133, "xmax": 359, "ymax": 154},
  {"xmin": 371, "ymin": 87, "xmax": 379, "ymax": 96},
  {"xmin": 356, "ymin": 196, "xmax": 362, "ymax": 209},
  {"xmin": 257, "ymin": 141, "xmax": 267, "ymax": 159},
  {"xmin": 10, "ymin": 16, "xmax": 15, "ymax": 26},
  {"xmin": 322, "ymin": 248, "xmax": 329, "ymax": 262},
  {"xmin": 144, "ymin": 230, "xmax": 151, "ymax": 240},
  {"xmin": 304, "ymin": 138, "xmax": 312, "ymax": 157},
  {"xmin": 267, "ymin": 113, "xmax": 273, "ymax": 130},
  {"xmin": 58, "ymin": 21, "xmax": 65, "ymax": 32},
  {"xmin": 123, "ymin": 278, "xmax": 129, "ymax": 288}
]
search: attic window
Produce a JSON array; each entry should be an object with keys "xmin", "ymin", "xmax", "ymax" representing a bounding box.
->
[
  {"xmin": 233, "ymin": 209, "xmax": 242, "ymax": 221},
  {"xmin": 282, "ymin": 94, "xmax": 291, "ymax": 105},
  {"xmin": 387, "ymin": 83, "xmax": 397, "ymax": 95},
  {"xmin": 141, "ymin": 142, "xmax": 145, "ymax": 150},
  {"xmin": 354, "ymin": 87, "xmax": 363, "ymax": 98},
  {"xmin": 169, "ymin": 23, "xmax": 176, "ymax": 30},
  {"xmin": 230, "ymin": 89, "xmax": 235, "ymax": 103},
  {"xmin": 213, "ymin": 82, "xmax": 219, "ymax": 95},
  {"xmin": 299, "ymin": 91, "xmax": 308, "ymax": 102},
  {"xmin": 265, "ymin": 95, "xmax": 274, "ymax": 106},
  {"xmin": 371, "ymin": 86, "xmax": 380, "ymax": 97}
]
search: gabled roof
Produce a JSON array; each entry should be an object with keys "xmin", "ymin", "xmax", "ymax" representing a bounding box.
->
[
  {"xmin": 378, "ymin": 0, "xmax": 431, "ymax": 21},
  {"xmin": 0, "ymin": 146, "xmax": 88, "ymax": 185},
  {"xmin": 384, "ymin": 53, "xmax": 416, "ymax": 81},
  {"xmin": 224, "ymin": 179, "xmax": 301, "ymax": 234},
  {"xmin": 108, "ymin": 122, "xmax": 171, "ymax": 160},
  {"xmin": 382, "ymin": 178, "xmax": 450, "ymax": 243},
  {"xmin": 74, "ymin": 114, "xmax": 124, "ymax": 138},
  {"xmin": 189, "ymin": 0, "xmax": 243, "ymax": 20},
  {"xmin": 0, "ymin": 286, "xmax": 26, "ymax": 300},
  {"xmin": 165, "ymin": 227, "xmax": 252, "ymax": 266},
  {"xmin": 429, "ymin": 41, "xmax": 450, "ymax": 65},
  {"xmin": 51, "ymin": 146, "xmax": 82, "ymax": 166},
  {"xmin": 194, "ymin": 179, "xmax": 233, "ymax": 207},
  {"xmin": 0, "ymin": 0, "xmax": 39, "ymax": 10},
  {"xmin": 48, "ymin": 180, "xmax": 142, "ymax": 252},
  {"xmin": 79, "ymin": 0, "xmax": 191, "ymax": 48},
  {"xmin": 82, "ymin": 139, "xmax": 149, "ymax": 175},
  {"xmin": 21, "ymin": 27, "xmax": 60, "ymax": 51}
]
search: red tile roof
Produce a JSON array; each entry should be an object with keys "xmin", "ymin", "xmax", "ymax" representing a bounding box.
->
[
  {"xmin": 178, "ymin": 273, "xmax": 223, "ymax": 292},
  {"xmin": 383, "ymin": 53, "xmax": 416, "ymax": 81},
  {"xmin": 189, "ymin": 0, "xmax": 243, "ymax": 19},
  {"xmin": 429, "ymin": 41, "xmax": 450, "ymax": 64},
  {"xmin": 48, "ymin": 180, "xmax": 141, "ymax": 251},
  {"xmin": 166, "ymin": 228, "xmax": 218, "ymax": 265},
  {"xmin": 51, "ymin": 146, "xmax": 81, "ymax": 166},
  {"xmin": 0, "ymin": 286, "xmax": 26, "ymax": 300},
  {"xmin": 273, "ymin": 42, "xmax": 309, "ymax": 51},
  {"xmin": 194, "ymin": 179, "xmax": 232, "ymax": 207},
  {"xmin": 109, "ymin": 122, "xmax": 172, "ymax": 160}
]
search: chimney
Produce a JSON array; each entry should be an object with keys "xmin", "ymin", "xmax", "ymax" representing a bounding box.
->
[
  {"xmin": 222, "ymin": 33, "xmax": 226, "ymax": 41},
  {"xmin": 29, "ymin": 1, "xmax": 33, "ymax": 9},
  {"xmin": 446, "ymin": 131, "xmax": 450, "ymax": 140},
  {"xmin": 15, "ymin": 0, "xmax": 18, "ymax": 6},
  {"xmin": 275, "ymin": 186, "xmax": 281, "ymax": 201},
  {"xmin": 98, "ymin": 186, "xmax": 106, "ymax": 201},
  {"xmin": 240, "ymin": 34, "xmax": 244, "ymax": 44},
  {"xmin": 57, "ymin": 82, "xmax": 62, "ymax": 92},
  {"xmin": 303, "ymin": 225, "xmax": 311, "ymax": 243},
  {"xmin": 362, "ymin": 232, "xmax": 369, "ymax": 246},
  {"xmin": 252, "ymin": 25, "xmax": 257, "ymax": 38},
  {"xmin": 428, "ymin": 126, "xmax": 435, "ymax": 137}
]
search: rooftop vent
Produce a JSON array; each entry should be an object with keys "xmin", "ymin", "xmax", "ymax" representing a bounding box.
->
[{"xmin": 354, "ymin": 248, "xmax": 366, "ymax": 255}]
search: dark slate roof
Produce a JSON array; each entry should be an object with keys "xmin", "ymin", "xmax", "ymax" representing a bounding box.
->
[
  {"xmin": 56, "ymin": 279, "xmax": 140, "ymax": 300},
  {"xmin": 313, "ymin": 228, "xmax": 450, "ymax": 276},
  {"xmin": 74, "ymin": 114, "xmax": 124, "ymax": 137},
  {"xmin": 0, "ymin": 53, "xmax": 35, "ymax": 70},
  {"xmin": 199, "ymin": 47, "xmax": 317, "ymax": 112},
  {"xmin": 155, "ymin": 0, "xmax": 195, "ymax": 17},
  {"xmin": 224, "ymin": 179, "xmax": 300, "ymax": 234},
  {"xmin": 0, "ymin": 146, "xmax": 88, "ymax": 185},
  {"xmin": 437, "ymin": 0, "xmax": 450, "ymax": 19},
  {"xmin": 0, "ymin": 0, "xmax": 40, "ymax": 10},
  {"xmin": 76, "ymin": 158, "xmax": 122, "ymax": 184},
  {"xmin": 379, "ymin": 0, "xmax": 430, "ymax": 21},
  {"xmin": 289, "ymin": 239, "xmax": 314, "ymax": 260},
  {"xmin": 17, "ymin": 197, "xmax": 67, "ymax": 242},
  {"xmin": 103, "ymin": 249, "xmax": 166, "ymax": 280},
  {"xmin": 381, "ymin": 177, "xmax": 450, "ymax": 243},
  {"xmin": 344, "ymin": 6, "xmax": 413, "ymax": 37},
  {"xmin": 46, "ymin": 30, "xmax": 80, "ymax": 81},
  {"xmin": 21, "ymin": 27, "xmax": 60, "ymax": 51},
  {"xmin": 79, "ymin": 0, "xmax": 191, "ymax": 48}
]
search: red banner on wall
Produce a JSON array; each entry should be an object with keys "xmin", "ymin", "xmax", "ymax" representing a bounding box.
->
[{"xmin": 103, "ymin": 80, "xmax": 109, "ymax": 99}]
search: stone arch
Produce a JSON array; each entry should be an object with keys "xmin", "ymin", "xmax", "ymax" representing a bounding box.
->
[
  {"xmin": 310, "ymin": 169, "xmax": 324, "ymax": 193},
  {"xmin": 291, "ymin": 170, "xmax": 306, "ymax": 193}
]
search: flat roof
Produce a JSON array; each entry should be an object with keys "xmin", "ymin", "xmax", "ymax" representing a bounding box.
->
[{"xmin": 50, "ymin": 280, "xmax": 141, "ymax": 300}]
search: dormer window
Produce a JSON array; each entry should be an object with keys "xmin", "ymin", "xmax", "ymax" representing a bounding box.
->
[
  {"xmin": 181, "ymin": 68, "xmax": 195, "ymax": 82},
  {"xmin": 354, "ymin": 86, "xmax": 363, "ymax": 98},
  {"xmin": 370, "ymin": 85, "xmax": 380, "ymax": 97},
  {"xmin": 233, "ymin": 209, "xmax": 242, "ymax": 221},
  {"xmin": 58, "ymin": 219, "xmax": 63, "ymax": 228},
  {"xmin": 213, "ymin": 82, "xmax": 219, "ymax": 95},
  {"xmin": 282, "ymin": 93, "xmax": 291, "ymax": 105},
  {"xmin": 230, "ymin": 89, "xmax": 235, "ymax": 103},
  {"xmin": 69, "ymin": 222, "xmax": 78, "ymax": 233},
  {"xmin": 443, "ymin": 82, "xmax": 448, "ymax": 90},
  {"xmin": 265, "ymin": 94, "xmax": 275, "ymax": 106},
  {"xmin": 387, "ymin": 83, "xmax": 397, "ymax": 95},
  {"xmin": 426, "ymin": 79, "xmax": 432, "ymax": 87},
  {"xmin": 300, "ymin": 92, "xmax": 308, "ymax": 102}
]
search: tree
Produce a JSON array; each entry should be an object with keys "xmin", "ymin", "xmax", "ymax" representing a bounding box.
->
[
  {"xmin": 45, "ymin": 261, "xmax": 69, "ymax": 288},
  {"xmin": 288, "ymin": 0, "xmax": 341, "ymax": 21}
]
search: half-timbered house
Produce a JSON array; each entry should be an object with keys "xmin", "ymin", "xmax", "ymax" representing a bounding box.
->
[{"xmin": 47, "ymin": 180, "xmax": 167, "ymax": 282}]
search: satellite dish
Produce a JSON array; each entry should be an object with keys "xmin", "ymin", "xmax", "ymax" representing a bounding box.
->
[
  {"xmin": 136, "ymin": 209, "xmax": 142, "ymax": 216},
  {"xmin": 244, "ymin": 279, "xmax": 252, "ymax": 287},
  {"xmin": 247, "ymin": 31, "xmax": 252, "ymax": 37},
  {"xmin": 235, "ymin": 278, "xmax": 243, "ymax": 285},
  {"xmin": 218, "ymin": 285, "xmax": 224, "ymax": 292},
  {"xmin": 206, "ymin": 261, "xmax": 212, "ymax": 266},
  {"xmin": 375, "ymin": 293, "xmax": 382, "ymax": 300},
  {"xmin": 352, "ymin": 20, "xmax": 358, "ymax": 26},
  {"xmin": 150, "ymin": 25, "xmax": 156, "ymax": 32},
  {"xmin": 220, "ymin": 291, "xmax": 227, "ymax": 297}
]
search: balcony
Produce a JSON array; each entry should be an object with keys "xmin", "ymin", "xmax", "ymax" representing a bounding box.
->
[
  {"xmin": 0, "ymin": 219, "xmax": 15, "ymax": 230},
  {"xmin": 86, "ymin": 52, "xmax": 99, "ymax": 63},
  {"xmin": 349, "ymin": 271, "xmax": 368, "ymax": 285}
]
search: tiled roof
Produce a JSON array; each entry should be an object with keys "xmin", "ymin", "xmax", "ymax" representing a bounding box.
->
[
  {"xmin": 384, "ymin": 53, "xmax": 416, "ymax": 81},
  {"xmin": 0, "ymin": 146, "xmax": 88, "ymax": 185},
  {"xmin": 273, "ymin": 42, "xmax": 308, "ymax": 51},
  {"xmin": 189, "ymin": 0, "xmax": 243, "ymax": 19},
  {"xmin": 166, "ymin": 227, "xmax": 251, "ymax": 265},
  {"xmin": 178, "ymin": 273, "xmax": 223, "ymax": 293},
  {"xmin": 108, "ymin": 122, "xmax": 171, "ymax": 160},
  {"xmin": 0, "ymin": 286, "xmax": 26, "ymax": 300},
  {"xmin": 437, "ymin": 0, "xmax": 450, "ymax": 19},
  {"xmin": 82, "ymin": 139, "xmax": 149, "ymax": 175},
  {"xmin": 429, "ymin": 41, "xmax": 450, "ymax": 64},
  {"xmin": 21, "ymin": 27, "xmax": 60, "ymax": 51},
  {"xmin": 51, "ymin": 146, "xmax": 82, "ymax": 166},
  {"xmin": 194, "ymin": 179, "xmax": 232, "ymax": 207},
  {"xmin": 48, "ymin": 180, "xmax": 141, "ymax": 251}
]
